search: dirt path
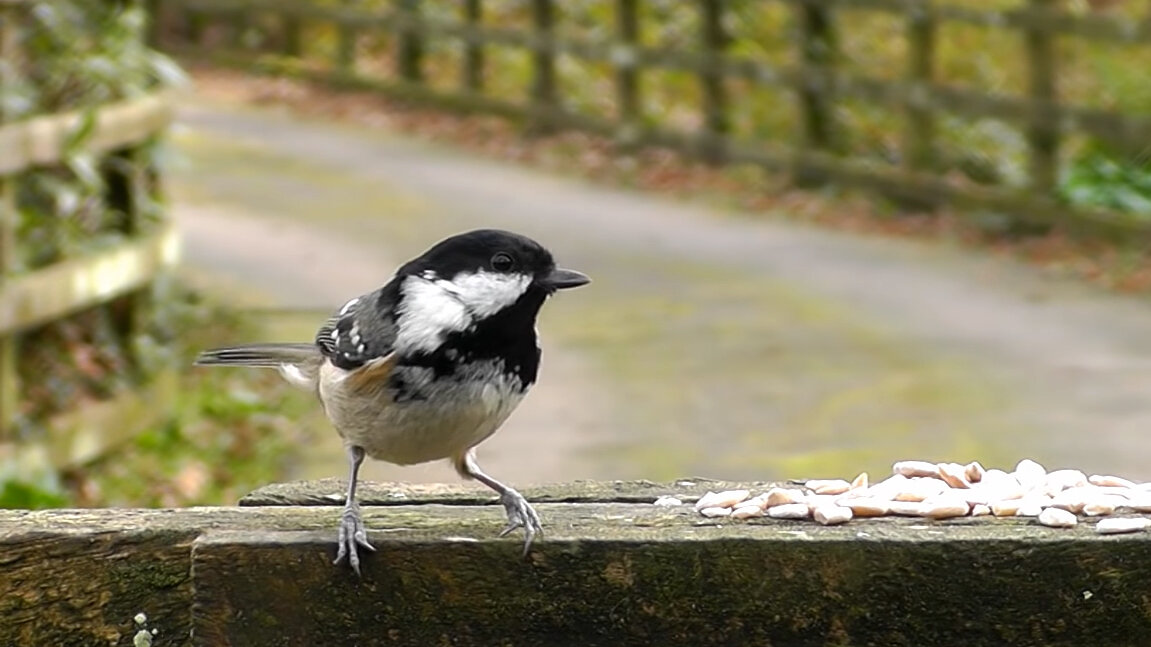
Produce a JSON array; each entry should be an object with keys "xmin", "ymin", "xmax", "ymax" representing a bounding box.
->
[{"xmin": 170, "ymin": 98, "xmax": 1151, "ymax": 483}]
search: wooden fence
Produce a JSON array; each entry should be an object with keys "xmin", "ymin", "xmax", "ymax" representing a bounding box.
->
[
  {"xmin": 0, "ymin": 1, "xmax": 177, "ymax": 469},
  {"xmin": 154, "ymin": 0, "xmax": 1151, "ymax": 241}
]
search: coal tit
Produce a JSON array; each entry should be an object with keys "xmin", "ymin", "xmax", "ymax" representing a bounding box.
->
[{"xmin": 195, "ymin": 229, "xmax": 590, "ymax": 574}]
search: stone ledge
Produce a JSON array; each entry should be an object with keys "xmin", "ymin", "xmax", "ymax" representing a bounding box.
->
[{"xmin": 2, "ymin": 480, "xmax": 1150, "ymax": 646}]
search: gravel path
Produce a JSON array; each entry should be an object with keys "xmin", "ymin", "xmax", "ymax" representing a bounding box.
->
[{"xmin": 170, "ymin": 99, "xmax": 1151, "ymax": 483}]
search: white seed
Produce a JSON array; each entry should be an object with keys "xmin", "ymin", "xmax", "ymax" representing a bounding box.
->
[
  {"xmin": 699, "ymin": 506, "xmax": 732, "ymax": 518},
  {"xmin": 850, "ymin": 472, "xmax": 869, "ymax": 491},
  {"xmin": 653, "ymin": 495, "xmax": 683, "ymax": 507},
  {"xmin": 893, "ymin": 477, "xmax": 949, "ymax": 502},
  {"xmin": 937, "ymin": 462, "xmax": 970, "ymax": 489},
  {"xmin": 764, "ymin": 487, "xmax": 805, "ymax": 508},
  {"xmin": 731, "ymin": 504, "xmax": 765, "ymax": 519},
  {"xmin": 1050, "ymin": 486, "xmax": 1101, "ymax": 514},
  {"xmin": 1083, "ymin": 496, "xmax": 1126, "ymax": 517},
  {"xmin": 1013, "ymin": 459, "xmax": 1047, "ymax": 491},
  {"xmin": 964, "ymin": 461, "xmax": 986, "ymax": 483},
  {"xmin": 1124, "ymin": 493, "xmax": 1151, "ymax": 513},
  {"xmin": 1083, "ymin": 501, "xmax": 1115, "ymax": 517},
  {"xmin": 741, "ymin": 494, "xmax": 770, "ymax": 511},
  {"xmin": 1089, "ymin": 474, "xmax": 1136, "ymax": 489},
  {"xmin": 804, "ymin": 494, "xmax": 842, "ymax": 510},
  {"xmin": 867, "ymin": 474, "xmax": 910, "ymax": 498},
  {"xmin": 1095, "ymin": 517, "xmax": 1151, "ymax": 535},
  {"xmin": 694, "ymin": 489, "xmax": 750, "ymax": 511},
  {"xmin": 1038, "ymin": 507, "xmax": 1078, "ymax": 528},
  {"xmin": 971, "ymin": 504, "xmax": 992, "ymax": 517},
  {"xmin": 840, "ymin": 498, "xmax": 890, "ymax": 517},
  {"xmin": 888, "ymin": 500, "xmax": 927, "ymax": 517},
  {"xmin": 1015, "ymin": 499, "xmax": 1046, "ymax": 517},
  {"xmin": 893, "ymin": 460, "xmax": 940, "ymax": 478},
  {"xmin": 694, "ymin": 491, "xmax": 718, "ymax": 512},
  {"xmin": 1045, "ymin": 469, "xmax": 1088, "ymax": 493},
  {"xmin": 806, "ymin": 479, "xmax": 852, "ymax": 495},
  {"xmin": 768, "ymin": 503, "xmax": 811, "ymax": 520},
  {"xmin": 920, "ymin": 496, "xmax": 970, "ymax": 519},
  {"xmin": 974, "ymin": 471, "xmax": 1025, "ymax": 502},
  {"xmin": 961, "ymin": 489, "xmax": 993, "ymax": 506},
  {"xmin": 813, "ymin": 505, "xmax": 853, "ymax": 526},
  {"xmin": 991, "ymin": 500, "xmax": 1023, "ymax": 517}
]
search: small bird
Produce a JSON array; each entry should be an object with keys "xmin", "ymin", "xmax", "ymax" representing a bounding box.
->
[{"xmin": 195, "ymin": 229, "xmax": 589, "ymax": 574}]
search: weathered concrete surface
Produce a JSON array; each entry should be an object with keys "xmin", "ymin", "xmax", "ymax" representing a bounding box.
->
[{"xmin": 3, "ymin": 481, "xmax": 1151, "ymax": 646}]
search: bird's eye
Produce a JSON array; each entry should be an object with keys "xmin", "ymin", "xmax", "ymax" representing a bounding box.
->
[{"xmin": 490, "ymin": 252, "xmax": 515, "ymax": 272}]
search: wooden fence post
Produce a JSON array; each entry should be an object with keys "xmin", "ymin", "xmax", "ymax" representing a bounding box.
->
[
  {"xmin": 698, "ymin": 0, "xmax": 729, "ymax": 163},
  {"xmin": 282, "ymin": 12, "xmax": 302, "ymax": 58},
  {"xmin": 614, "ymin": 0, "xmax": 641, "ymax": 143},
  {"xmin": 899, "ymin": 3, "xmax": 938, "ymax": 210},
  {"xmin": 396, "ymin": 0, "xmax": 423, "ymax": 83},
  {"xmin": 461, "ymin": 0, "xmax": 484, "ymax": 92},
  {"xmin": 228, "ymin": 5, "xmax": 249, "ymax": 50},
  {"xmin": 144, "ymin": 0, "xmax": 163, "ymax": 48},
  {"xmin": 529, "ymin": 0, "xmax": 557, "ymax": 130},
  {"xmin": 794, "ymin": 0, "xmax": 839, "ymax": 187},
  {"xmin": 0, "ymin": 7, "xmax": 20, "ymax": 439},
  {"xmin": 335, "ymin": 0, "xmax": 357, "ymax": 73},
  {"xmin": 1025, "ymin": 0, "xmax": 1060, "ymax": 203},
  {"xmin": 185, "ymin": 4, "xmax": 206, "ymax": 47}
]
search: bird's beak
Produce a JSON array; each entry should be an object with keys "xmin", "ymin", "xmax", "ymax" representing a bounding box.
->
[{"xmin": 541, "ymin": 267, "xmax": 590, "ymax": 290}]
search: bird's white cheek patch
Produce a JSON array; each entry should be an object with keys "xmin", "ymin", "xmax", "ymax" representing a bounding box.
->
[
  {"xmin": 396, "ymin": 275, "xmax": 471, "ymax": 353},
  {"xmin": 443, "ymin": 271, "xmax": 533, "ymax": 319}
]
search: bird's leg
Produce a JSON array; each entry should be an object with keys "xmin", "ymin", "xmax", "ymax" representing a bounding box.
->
[
  {"xmin": 454, "ymin": 449, "xmax": 542, "ymax": 557},
  {"xmin": 333, "ymin": 444, "xmax": 375, "ymax": 575}
]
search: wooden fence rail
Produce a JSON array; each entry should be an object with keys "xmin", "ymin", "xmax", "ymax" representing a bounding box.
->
[
  {"xmin": 4, "ymin": 479, "xmax": 1151, "ymax": 645},
  {"xmin": 0, "ymin": 1, "xmax": 177, "ymax": 467},
  {"xmin": 153, "ymin": 0, "xmax": 1151, "ymax": 240}
]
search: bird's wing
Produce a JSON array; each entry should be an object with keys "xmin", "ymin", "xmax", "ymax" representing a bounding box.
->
[{"xmin": 315, "ymin": 287, "xmax": 400, "ymax": 371}]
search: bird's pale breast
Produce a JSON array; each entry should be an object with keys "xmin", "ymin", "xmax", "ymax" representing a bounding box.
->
[{"xmin": 318, "ymin": 359, "xmax": 527, "ymax": 465}]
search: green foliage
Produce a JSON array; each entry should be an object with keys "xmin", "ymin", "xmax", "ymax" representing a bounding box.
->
[
  {"xmin": 1061, "ymin": 146, "xmax": 1151, "ymax": 218},
  {"xmin": 5, "ymin": 1, "xmax": 184, "ymax": 118},
  {"xmin": 0, "ymin": 286, "xmax": 320, "ymax": 509},
  {"xmin": 0, "ymin": 474, "xmax": 68, "ymax": 508},
  {"xmin": 67, "ymin": 287, "xmax": 318, "ymax": 508}
]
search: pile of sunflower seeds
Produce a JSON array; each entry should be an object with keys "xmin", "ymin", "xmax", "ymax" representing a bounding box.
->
[{"xmin": 687, "ymin": 459, "xmax": 1151, "ymax": 534}]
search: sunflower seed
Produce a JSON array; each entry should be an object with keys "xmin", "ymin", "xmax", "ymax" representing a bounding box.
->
[
  {"xmin": 1038, "ymin": 507, "xmax": 1077, "ymax": 528},
  {"xmin": 920, "ymin": 496, "xmax": 970, "ymax": 519},
  {"xmin": 806, "ymin": 479, "xmax": 852, "ymax": 495},
  {"xmin": 694, "ymin": 490, "xmax": 750, "ymax": 511},
  {"xmin": 1095, "ymin": 517, "xmax": 1151, "ymax": 535},
  {"xmin": 1013, "ymin": 459, "xmax": 1047, "ymax": 491},
  {"xmin": 765, "ymin": 487, "xmax": 805, "ymax": 508},
  {"xmin": 964, "ymin": 461, "xmax": 986, "ymax": 483},
  {"xmin": 768, "ymin": 503, "xmax": 812, "ymax": 520},
  {"xmin": 813, "ymin": 505, "xmax": 853, "ymax": 526},
  {"xmin": 731, "ymin": 504, "xmax": 765, "ymax": 519},
  {"xmin": 937, "ymin": 462, "xmax": 970, "ymax": 489},
  {"xmin": 893, "ymin": 460, "xmax": 940, "ymax": 478},
  {"xmin": 840, "ymin": 498, "xmax": 890, "ymax": 517},
  {"xmin": 1089, "ymin": 474, "xmax": 1137, "ymax": 489}
]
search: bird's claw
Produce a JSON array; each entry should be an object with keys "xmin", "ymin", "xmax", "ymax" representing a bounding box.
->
[
  {"xmin": 333, "ymin": 503, "xmax": 375, "ymax": 575},
  {"xmin": 497, "ymin": 488, "xmax": 542, "ymax": 557}
]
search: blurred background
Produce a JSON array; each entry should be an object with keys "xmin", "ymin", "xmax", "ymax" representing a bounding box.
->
[{"xmin": 2, "ymin": 0, "xmax": 1151, "ymax": 509}]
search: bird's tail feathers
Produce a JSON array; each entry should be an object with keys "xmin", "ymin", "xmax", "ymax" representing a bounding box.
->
[{"xmin": 195, "ymin": 343, "xmax": 319, "ymax": 368}]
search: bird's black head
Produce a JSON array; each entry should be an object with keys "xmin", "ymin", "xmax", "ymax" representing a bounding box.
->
[{"xmin": 400, "ymin": 229, "xmax": 589, "ymax": 310}]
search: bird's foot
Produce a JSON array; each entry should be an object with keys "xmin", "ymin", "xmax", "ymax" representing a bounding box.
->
[
  {"xmin": 497, "ymin": 488, "xmax": 542, "ymax": 557},
  {"xmin": 333, "ymin": 503, "xmax": 375, "ymax": 575}
]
